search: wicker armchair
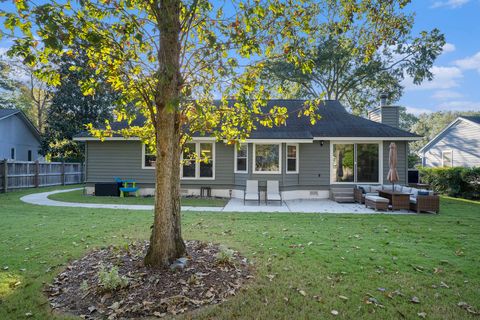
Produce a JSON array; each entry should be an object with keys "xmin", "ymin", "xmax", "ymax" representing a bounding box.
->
[
  {"xmin": 354, "ymin": 188, "xmax": 364, "ymax": 204},
  {"xmin": 410, "ymin": 194, "xmax": 440, "ymax": 214}
]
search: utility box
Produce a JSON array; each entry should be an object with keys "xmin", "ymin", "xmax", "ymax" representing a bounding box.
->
[{"xmin": 95, "ymin": 182, "xmax": 120, "ymax": 196}]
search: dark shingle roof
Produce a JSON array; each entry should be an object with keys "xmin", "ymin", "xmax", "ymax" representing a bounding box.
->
[
  {"xmin": 0, "ymin": 109, "xmax": 20, "ymax": 120},
  {"xmin": 461, "ymin": 116, "xmax": 480, "ymax": 125},
  {"xmin": 75, "ymin": 100, "xmax": 420, "ymax": 139}
]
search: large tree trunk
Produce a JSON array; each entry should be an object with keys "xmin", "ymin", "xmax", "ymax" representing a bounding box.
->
[{"xmin": 144, "ymin": 0, "xmax": 186, "ymax": 267}]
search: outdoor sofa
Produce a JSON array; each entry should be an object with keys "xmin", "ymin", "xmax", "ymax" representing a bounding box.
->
[{"xmin": 354, "ymin": 184, "xmax": 440, "ymax": 214}]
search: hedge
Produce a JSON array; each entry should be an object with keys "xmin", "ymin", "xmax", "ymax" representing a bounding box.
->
[{"xmin": 419, "ymin": 167, "xmax": 480, "ymax": 200}]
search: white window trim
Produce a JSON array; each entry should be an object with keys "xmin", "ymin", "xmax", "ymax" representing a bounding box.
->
[
  {"xmin": 285, "ymin": 143, "xmax": 299, "ymax": 174},
  {"xmin": 252, "ymin": 143, "xmax": 282, "ymax": 175},
  {"xmin": 141, "ymin": 144, "xmax": 156, "ymax": 169},
  {"xmin": 10, "ymin": 147, "xmax": 15, "ymax": 160},
  {"xmin": 442, "ymin": 149, "xmax": 453, "ymax": 167},
  {"xmin": 234, "ymin": 143, "xmax": 248, "ymax": 173},
  {"xmin": 181, "ymin": 141, "xmax": 216, "ymax": 180},
  {"xmin": 330, "ymin": 141, "xmax": 383, "ymax": 185}
]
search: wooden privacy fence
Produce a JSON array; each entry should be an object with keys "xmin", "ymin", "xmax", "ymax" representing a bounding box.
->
[{"xmin": 0, "ymin": 160, "xmax": 84, "ymax": 192}]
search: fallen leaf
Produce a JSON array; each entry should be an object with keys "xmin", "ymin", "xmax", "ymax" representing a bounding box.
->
[
  {"xmin": 25, "ymin": 312, "xmax": 33, "ymax": 317},
  {"xmin": 331, "ymin": 310, "xmax": 339, "ymax": 316},
  {"xmin": 338, "ymin": 295, "xmax": 348, "ymax": 301},
  {"xmin": 418, "ymin": 312, "xmax": 427, "ymax": 318},
  {"xmin": 411, "ymin": 296, "xmax": 420, "ymax": 304},
  {"xmin": 440, "ymin": 281, "xmax": 449, "ymax": 288},
  {"xmin": 298, "ymin": 290, "xmax": 306, "ymax": 297}
]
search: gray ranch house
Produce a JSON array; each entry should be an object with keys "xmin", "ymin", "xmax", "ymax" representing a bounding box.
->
[
  {"xmin": 0, "ymin": 109, "xmax": 41, "ymax": 161},
  {"xmin": 418, "ymin": 116, "xmax": 480, "ymax": 168},
  {"xmin": 74, "ymin": 100, "xmax": 421, "ymax": 199}
]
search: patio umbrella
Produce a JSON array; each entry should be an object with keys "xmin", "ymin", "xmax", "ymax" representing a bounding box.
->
[
  {"xmin": 387, "ymin": 142, "xmax": 400, "ymax": 188},
  {"xmin": 336, "ymin": 150, "xmax": 344, "ymax": 179}
]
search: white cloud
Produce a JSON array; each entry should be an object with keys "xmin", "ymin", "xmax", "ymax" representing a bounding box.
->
[
  {"xmin": 431, "ymin": 90, "xmax": 464, "ymax": 100},
  {"xmin": 405, "ymin": 106, "xmax": 433, "ymax": 116},
  {"xmin": 437, "ymin": 100, "xmax": 480, "ymax": 111},
  {"xmin": 454, "ymin": 51, "xmax": 480, "ymax": 73},
  {"xmin": 431, "ymin": 0, "xmax": 470, "ymax": 9},
  {"xmin": 442, "ymin": 43, "xmax": 456, "ymax": 54},
  {"xmin": 403, "ymin": 66, "xmax": 463, "ymax": 90}
]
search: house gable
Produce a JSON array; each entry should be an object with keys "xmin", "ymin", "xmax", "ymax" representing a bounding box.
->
[{"xmin": 419, "ymin": 117, "xmax": 480, "ymax": 167}]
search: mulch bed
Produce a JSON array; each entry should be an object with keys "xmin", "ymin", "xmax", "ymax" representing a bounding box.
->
[{"xmin": 45, "ymin": 241, "xmax": 252, "ymax": 319}]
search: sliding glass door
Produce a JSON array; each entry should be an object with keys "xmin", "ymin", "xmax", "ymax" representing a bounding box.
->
[{"xmin": 332, "ymin": 143, "xmax": 380, "ymax": 183}]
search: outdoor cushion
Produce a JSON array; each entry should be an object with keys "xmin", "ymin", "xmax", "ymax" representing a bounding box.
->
[
  {"xmin": 365, "ymin": 195, "xmax": 389, "ymax": 203},
  {"xmin": 403, "ymin": 187, "xmax": 412, "ymax": 194},
  {"xmin": 267, "ymin": 193, "xmax": 282, "ymax": 201},
  {"xmin": 410, "ymin": 188, "xmax": 419, "ymax": 197},
  {"xmin": 382, "ymin": 185, "xmax": 394, "ymax": 191},
  {"xmin": 357, "ymin": 185, "xmax": 371, "ymax": 193},
  {"xmin": 418, "ymin": 190, "xmax": 430, "ymax": 196},
  {"xmin": 371, "ymin": 185, "xmax": 382, "ymax": 192},
  {"xmin": 394, "ymin": 185, "xmax": 403, "ymax": 192},
  {"xmin": 410, "ymin": 196, "xmax": 417, "ymax": 204},
  {"xmin": 245, "ymin": 193, "xmax": 259, "ymax": 201}
]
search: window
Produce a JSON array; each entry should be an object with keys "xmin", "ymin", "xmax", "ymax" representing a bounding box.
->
[
  {"xmin": 182, "ymin": 143, "xmax": 196, "ymax": 178},
  {"xmin": 332, "ymin": 142, "xmax": 381, "ymax": 183},
  {"xmin": 234, "ymin": 143, "xmax": 248, "ymax": 173},
  {"xmin": 27, "ymin": 150, "xmax": 32, "ymax": 161},
  {"xmin": 442, "ymin": 150, "xmax": 453, "ymax": 167},
  {"xmin": 253, "ymin": 143, "xmax": 281, "ymax": 174},
  {"xmin": 181, "ymin": 142, "xmax": 215, "ymax": 179},
  {"xmin": 286, "ymin": 144, "xmax": 299, "ymax": 173},
  {"xmin": 10, "ymin": 148, "xmax": 15, "ymax": 160},
  {"xmin": 199, "ymin": 143, "xmax": 213, "ymax": 178},
  {"xmin": 142, "ymin": 144, "xmax": 156, "ymax": 169}
]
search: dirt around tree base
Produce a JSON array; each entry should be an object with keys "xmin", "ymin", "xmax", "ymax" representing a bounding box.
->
[{"xmin": 45, "ymin": 241, "xmax": 252, "ymax": 319}]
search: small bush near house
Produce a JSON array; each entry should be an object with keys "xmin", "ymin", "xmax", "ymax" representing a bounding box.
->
[{"xmin": 419, "ymin": 167, "xmax": 480, "ymax": 199}]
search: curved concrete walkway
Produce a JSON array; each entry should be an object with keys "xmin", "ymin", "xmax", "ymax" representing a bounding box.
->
[
  {"xmin": 20, "ymin": 188, "xmax": 223, "ymax": 212},
  {"xmin": 20, "ymin": 188, "xmax": 414, "ymax": 214}
]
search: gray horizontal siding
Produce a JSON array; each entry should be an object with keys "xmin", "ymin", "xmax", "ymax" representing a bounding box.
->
[
  {"xmin": 299, "ymin": 141, "xmax": 330, "ymax": 186},
  {"xmin": 423, "ymin": 120, "xmax": 480, "ymax": 168},
  {"xmin": 86, "ymin": 141, "xmax": 155, "ymax": 184},
  {"xmin": 85, "ymin": 139, "xmax": 410, "ymax": 190}
]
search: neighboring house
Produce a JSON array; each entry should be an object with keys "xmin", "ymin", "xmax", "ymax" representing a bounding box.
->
[
  {"xmin": 418, "ymin": 116, "xmax": 480, "ymax": 168},
  {"xmin": 0, "ymin": 109, "xmax": 41, "ymax": 161},
  {"xmin": 74, "ymin": 100, "xmax": 421, "ymax": 199}
]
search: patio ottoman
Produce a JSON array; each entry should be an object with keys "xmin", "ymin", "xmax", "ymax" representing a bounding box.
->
[{"xmin": 365, "ymin": 195, "xmax": 389, "ymax": 211}]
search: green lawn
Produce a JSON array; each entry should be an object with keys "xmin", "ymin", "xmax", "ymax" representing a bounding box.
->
[
  {"xmin": 1, "ymin": 186, "xmax": 480, "ymax": 319},
  {"xmin": 47, "ymin": 188, "xmax": 228, "ymax": 207}
]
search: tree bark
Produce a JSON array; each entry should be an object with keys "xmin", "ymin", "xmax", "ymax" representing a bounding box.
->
[{"xmin": 144, "ymin": 0, "xmax": 186, "ymax": 267}]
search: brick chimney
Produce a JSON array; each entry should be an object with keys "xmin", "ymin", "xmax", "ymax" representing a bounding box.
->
[{"xmin": 368, "ymin": 92, "xmax": 399, "ymax": 128}]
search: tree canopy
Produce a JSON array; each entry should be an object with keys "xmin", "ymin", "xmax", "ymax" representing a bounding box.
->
[
  {"xmin": 41, "ymin": 48, "xmax": 117, "ymax": 161},
  {"xmin": 259, "ymin": 2, "xmax": 445, "ymax": 114},
  {"xmin": 1, "ymin": 0, "xmax": 424, "ymax": 266}
]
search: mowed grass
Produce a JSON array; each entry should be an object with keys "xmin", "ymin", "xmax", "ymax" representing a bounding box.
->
[
  {"xmin": 1, "ymin": 187, "xmax": 479, "ymax": 319},
  {"xmin": 48, "ymin": 188, "xmax": 228, "ymax": 207}
]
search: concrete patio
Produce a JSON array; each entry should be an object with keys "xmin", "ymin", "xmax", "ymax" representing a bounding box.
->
[{"xmin": 223, "ymin": 198, "xmax": 414, "ymax": 214}]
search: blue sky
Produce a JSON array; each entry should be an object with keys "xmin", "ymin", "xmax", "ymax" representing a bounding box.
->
[
  {"xmin": 400, "ymin": 0, "xmax": 480, "ymax": 114},
  {"xmin": 1, "ymin": 0, "xmax": 479, "ymax": 115}
]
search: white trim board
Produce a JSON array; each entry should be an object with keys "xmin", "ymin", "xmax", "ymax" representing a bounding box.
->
[{"xmin": 314, "ymin": 137, "xmax": 420, "ymax": 141}]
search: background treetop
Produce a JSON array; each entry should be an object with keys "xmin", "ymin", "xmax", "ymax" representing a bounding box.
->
[{"xmin": 1, "ymin": 0, "xmax": 420, "ymax": 146}]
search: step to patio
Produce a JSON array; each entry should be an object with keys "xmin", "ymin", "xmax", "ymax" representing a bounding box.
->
[{"xmin": 331, "ymin": 188, "xmax": 355, "ymax": 203}]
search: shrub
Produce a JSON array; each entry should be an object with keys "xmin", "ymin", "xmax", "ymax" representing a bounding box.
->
[
  {"xmin": 419, "ymin": 167, "xmax": 480, "ymax": 199},
  {"xmin": 97, "ymin": 265, "xmax": 128, "ymax": 292},
  {"xmin": 215, "ymin": 246, "xmax": 235, "ymax": 267}
]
